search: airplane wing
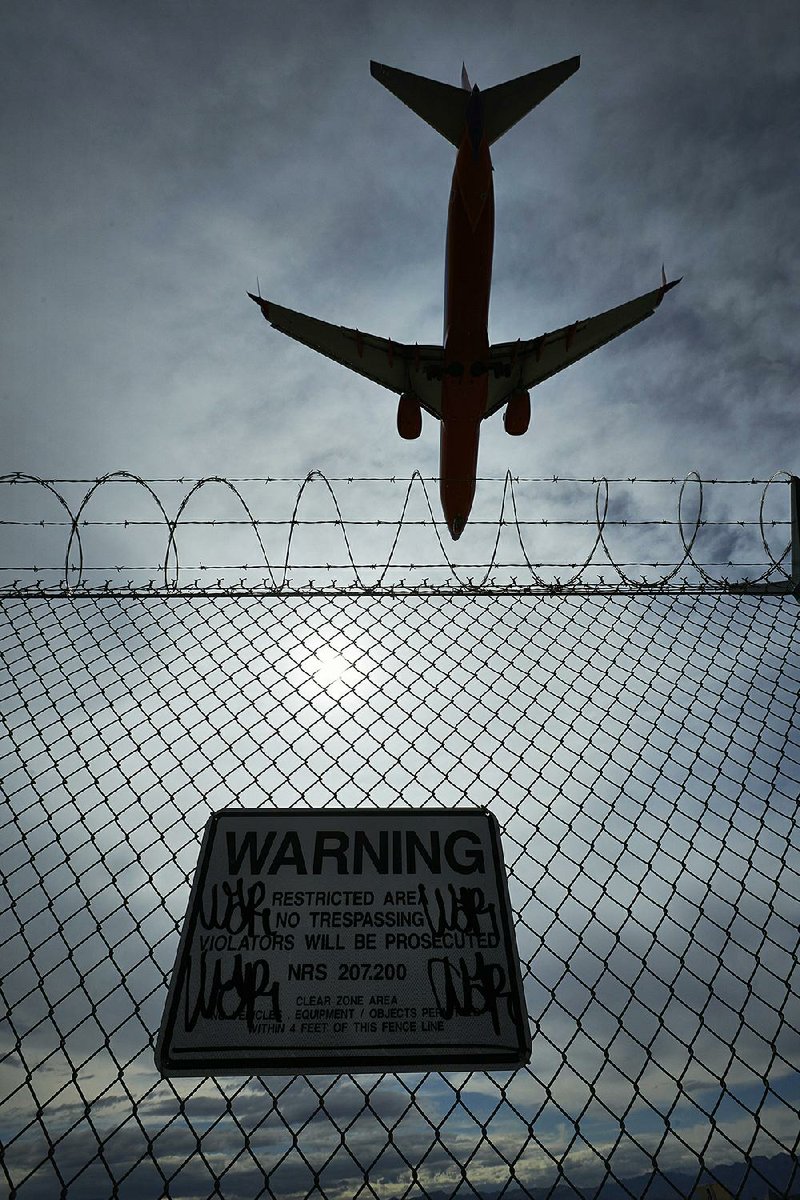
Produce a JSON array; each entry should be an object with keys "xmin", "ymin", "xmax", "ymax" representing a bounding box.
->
[
  {"xmin": 248, "ymin": 294, "xmax": 444, "ymax": 419},
  {"xmin": 483, "ymin": 278, "xmax": 681, "ymax": 418}
]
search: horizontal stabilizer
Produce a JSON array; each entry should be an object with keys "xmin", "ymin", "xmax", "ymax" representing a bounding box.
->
[
  {"xmin": 482, "ymin": 56, "xmax": 580, "ymax": 145},
  {"xmin": 370, "ymin": 60, "xmax": 469, "ymax": 146},
  {"xmin": 484, "ymin": 276, "xmax": 681, "ymax": 417},
  {"xmin": 371, "ymin": 56, "xmax": 580, "ymax": 148}
]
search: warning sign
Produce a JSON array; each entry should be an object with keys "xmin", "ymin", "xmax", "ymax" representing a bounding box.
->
[{"xmin": 156, "ymin": 807, "xmax": 530, "ymax": 1075}]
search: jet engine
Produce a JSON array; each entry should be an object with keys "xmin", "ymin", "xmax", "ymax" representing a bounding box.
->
[
  {"xmin": 503, "ymin": 390, "xmax": 531, "ymax": 436},
  {"xmin": 397, "ymin": 391, "xmax": 422, "ymax": 439}
]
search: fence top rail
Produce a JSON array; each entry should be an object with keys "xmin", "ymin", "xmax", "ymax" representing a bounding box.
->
[{"xmin": 0, "ymin": 580, "xmax": 796, "ymax": 599}]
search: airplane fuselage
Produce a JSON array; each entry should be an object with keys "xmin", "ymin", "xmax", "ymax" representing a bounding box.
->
[{"xmin": 440, "ymin": 94, "xmax": 494, "ymax": 538}]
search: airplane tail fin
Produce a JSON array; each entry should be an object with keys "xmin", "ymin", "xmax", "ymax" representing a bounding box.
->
[{"xmin": 370, "ymin": 55, "xmax": 580, "ymax": 148}]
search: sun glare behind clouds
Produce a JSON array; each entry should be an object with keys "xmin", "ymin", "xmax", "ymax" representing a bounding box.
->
[{"xmin": 306, "ymin": 642, "xmax": 363, "ymax": 697}]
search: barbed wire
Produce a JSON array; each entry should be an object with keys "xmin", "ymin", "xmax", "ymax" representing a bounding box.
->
[
  {"xmin": 1, "ymin": 474, "xmax": 788, "ymax": 484},
  {"xmin": 0, "ymin": 469, "xmax": 796, "ymax": 596},
  {"xmin": 0, "ymin": 519, "xmax": 790, "ymax": 527}
]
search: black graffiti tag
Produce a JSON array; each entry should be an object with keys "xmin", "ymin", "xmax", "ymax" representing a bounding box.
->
[
  {"xmin": 199, "ymin": 877, "xmax": 272, "ymax": 938},
  {"xmin": 426, "ymin": 954, "xmax": 515, "ymax": 1035},
  {"xmin": 184, "ymin": 953, "xmax": 281, "ymax": 1033},
  {"xmin": 418, "ymin": 882, "xmax": 499, "ymax": 938}
]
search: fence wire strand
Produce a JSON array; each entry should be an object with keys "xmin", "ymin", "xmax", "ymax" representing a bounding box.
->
[{"xmin": 1, "ymin": 586, "xmax": 799, "ymax": 1200}]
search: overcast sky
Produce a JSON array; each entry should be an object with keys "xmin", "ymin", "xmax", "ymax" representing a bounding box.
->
[
  {"xmin": 2, "ymin": 5, "xmax": 799, "ymax": 1199},
  {"xmin": 2, "ymin": 0, "xmax": 798, "ymax": 493}
]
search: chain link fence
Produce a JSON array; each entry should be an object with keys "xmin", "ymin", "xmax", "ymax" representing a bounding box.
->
[{"xmin": 1, "ymin": 479, "xmax": 799, "ymax": 1199}]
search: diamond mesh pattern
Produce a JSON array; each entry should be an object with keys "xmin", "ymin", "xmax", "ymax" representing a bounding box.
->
[{"xmin": 1, "ymin": 592, "xmax": 799, "ymax": 1199}]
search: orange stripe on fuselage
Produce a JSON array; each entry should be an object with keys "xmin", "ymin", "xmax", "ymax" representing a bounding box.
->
[{"xmin": 439, "ymin": 131, "xmax": 495, "ymax": 539}]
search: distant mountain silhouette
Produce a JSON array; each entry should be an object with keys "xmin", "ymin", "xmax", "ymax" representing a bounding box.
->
[{"xmin": 415, "ymin": 1152, "xmax": 799, "ymax": 1200}]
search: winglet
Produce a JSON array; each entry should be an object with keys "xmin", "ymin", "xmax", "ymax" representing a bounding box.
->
[
  {"xmin": 247, "ymin": 291, "xmax": 269, "ymax": 319},
  {"xmin": 657, "ymin": 268, "xmax": 682, "ymax": 304}
]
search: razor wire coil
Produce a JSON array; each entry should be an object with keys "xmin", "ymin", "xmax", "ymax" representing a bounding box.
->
[{"xmin": 0, "ymin": 470, "xmax": 795, "ymax": 595}]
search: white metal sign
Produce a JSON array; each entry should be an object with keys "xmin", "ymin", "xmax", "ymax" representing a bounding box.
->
[{"xmin": 157, "ymin": 807, "xmax": 530, "ymax": 1075}]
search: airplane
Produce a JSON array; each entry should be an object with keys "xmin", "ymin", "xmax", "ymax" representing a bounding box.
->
[{"xmin": 249, "ymin": 56, "xmax": 680, "ymax": 540}]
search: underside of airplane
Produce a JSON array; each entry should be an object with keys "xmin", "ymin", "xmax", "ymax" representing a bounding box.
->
[
  {"xmin": 249, "ymin": 55, "xmax": 680, "ymax": 538},
  {"xmin": 248, "ymin": 281, "xmax": 679, "ymax": 427}
]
